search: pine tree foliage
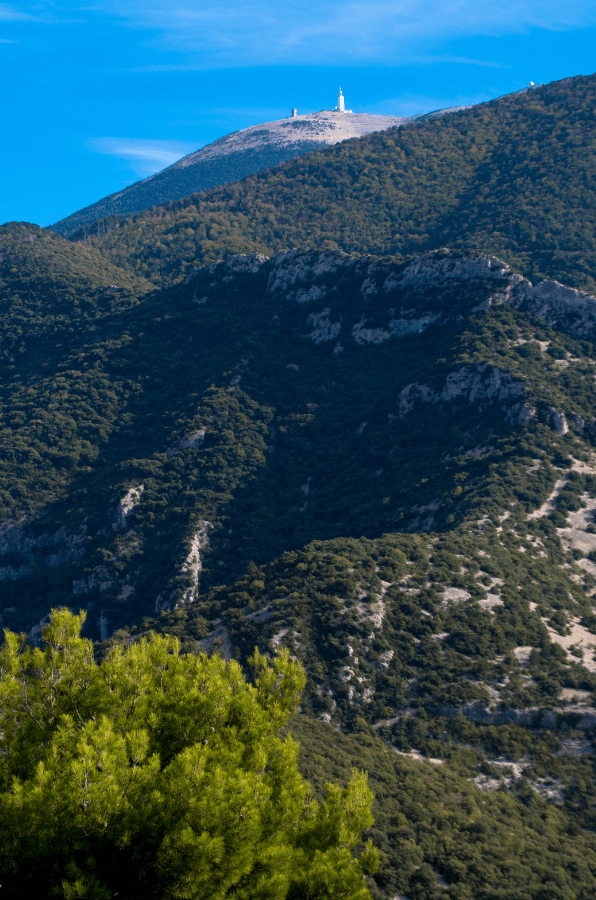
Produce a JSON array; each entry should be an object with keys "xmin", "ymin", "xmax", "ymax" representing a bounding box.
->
[{"xmin": 0, "ymin": 609, "xmax": 377, "ymax": 900}]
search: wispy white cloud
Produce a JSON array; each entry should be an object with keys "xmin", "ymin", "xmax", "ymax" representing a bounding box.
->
[
  {"xmin": 96, "ymin": 0, "xmax": 596, "ymax": 67},
  {"xmin": 411, "ymin": 55, "xmax": 509, "ymax": 68},
  {"xmin": 85, "ymin": 136, "xmax": 198, "ymax": 177},
  {"xmin": 0, "ymin": 2, "xmax": 81, "ymax": 23},
  {"xmin": 0, "ymin": 3, "xmax": 34, "ymax": 20}
]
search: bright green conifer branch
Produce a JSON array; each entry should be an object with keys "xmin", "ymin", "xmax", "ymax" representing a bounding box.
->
[{"xmin": 0, "ymin": 609, "xmax": 378, "ymax": 899}]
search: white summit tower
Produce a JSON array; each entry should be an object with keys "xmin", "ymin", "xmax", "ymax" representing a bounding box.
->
[{"xmin": 337, "ymin": 87, "xmax": 345, "ymax": 112}]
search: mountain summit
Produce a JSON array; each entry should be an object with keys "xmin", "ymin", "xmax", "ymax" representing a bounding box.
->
[
  {"xmin": 50, "ymin": 96, "xmax": 478, "ymax": 239},
  {"xmin": 50, "ymin": 108, "xmax": 415, "ymax": 237}
]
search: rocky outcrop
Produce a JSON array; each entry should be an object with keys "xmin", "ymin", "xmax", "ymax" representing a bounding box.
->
[
  {"xmin": 352, "ymin": 313, "xmax": 440, "ymax": 345},
  {"xmin": 306, "ymin": 309, "xmax": 341, "ymax": 343},
  {"xmin": 550, "ymin": 408, "xmax": 569, "ymax": 435},
  {"xmin": 511, "ymin": 278, "xmax": 596, "ymax": 338},
  {"xmin": 189, "ymin": 248, "xmax": 596, "ymax": 355},
  {"xmin": 0, "ymin": 520, "xmax": 86, "ymax": 581},
  {"xmin": 506, "ymin": 402, "xmax": 536, "ymax": 426},
  {"xmin": 166, "ymin": 430, "xmax": 206, "ymax": 458},
  {"xmin": 113, "ymin": 485, "xmax": 144, "ymax": 529},
  {"xmin": 396, "ymin": 251, "xmax": 511, "ymax": 290},
  {"xmin": 398, "ymin": 364, "xmax": 525, "ymax": 418},
  {"xmin": 266, "ymin": 248, "xmax": 351, "ymax": 295},
  {"xmin": 178, "ymin": 521, "xmax": 211, "ymax": 605}
]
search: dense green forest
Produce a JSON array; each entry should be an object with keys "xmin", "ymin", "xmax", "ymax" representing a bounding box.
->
[
  {"xmin": 52, "ymin": 140, "xmax": 327, "ymax": 238},
  {"xmin": 70, "ymin": 74, "xmax": 596, "ymax": 294},
  {"xmin": 293, "ymin": 716, "xmax": 596, "ymax": 900},
  {"xmin": 3, "ymin": 243, "xmax": 596, "ymax": 636}
]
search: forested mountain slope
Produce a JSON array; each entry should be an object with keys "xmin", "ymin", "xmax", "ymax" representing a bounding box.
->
[
  {"xmin": 51, "ymin": 110, "xmax": 413, "ymax": 238},
  {"xmin": 1, "ymin": 221, "xmax": 149, "ymax": 294},
  {"xmin": 73, "ymin": 73, "xmax": 596, "ymax": 294},
  {"xmin": 3, "ymin": 236, "xmax": 596, "ymax": 896}
]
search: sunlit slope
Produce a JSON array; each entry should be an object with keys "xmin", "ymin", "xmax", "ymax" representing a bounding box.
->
[
  {"xmin": 81, "ymin": 73, "xmax": 596, "ymax": 294},
  {"xmin": 291, "ymin": 716, "xmax": 596, "ymax": 900},
  {"xmin": 1, "ymin": 222, "xmax": 149, "ymax": 294}
]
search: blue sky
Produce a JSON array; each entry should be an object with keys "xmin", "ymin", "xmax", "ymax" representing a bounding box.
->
[{"xmin": 1, "ymin": 1, "xmax": 595, "ymax": 227}]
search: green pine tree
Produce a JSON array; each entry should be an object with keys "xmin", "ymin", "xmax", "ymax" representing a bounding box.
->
[{"xmin": 0, "ymin": 609, "xmax": 378, "ymax": 899}]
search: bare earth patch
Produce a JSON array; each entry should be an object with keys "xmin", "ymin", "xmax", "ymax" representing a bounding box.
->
[{"xmin": 541, "ymin": 616, "xmax": 596, "ymax": 672}]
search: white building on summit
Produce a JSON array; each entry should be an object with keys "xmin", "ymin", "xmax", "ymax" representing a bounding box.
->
[{"xmin": 335, "ymin": 87, "xmax": 352, "ymax": 114}]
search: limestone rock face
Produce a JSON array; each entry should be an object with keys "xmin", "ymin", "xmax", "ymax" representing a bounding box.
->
[
  {"xmin": 511, "ymin": 278, "xmax": 596, "ymax": 338},
  {"xmin": 397, "ymin": 365, "xmax": 525, "ymax": 419},
  {"xmin": 397, "ymin": 251, "xmax": 511, "ymax": 289},
  {"xmin": 551, "ymin": 408, "xmax": 569, "ymax": 435},
  {"xmin": 0, "ymin": 521, "xmax": 86, "ymax": 584},
  {"xmin": 186, "ymin": 247, "xmax": 596, "ymax": 371},
  {"xmin": 113, "ymin": 485, "xmax": 144, "ymax": 529}
]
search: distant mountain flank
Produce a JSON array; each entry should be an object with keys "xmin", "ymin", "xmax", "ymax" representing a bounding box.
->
[
  {"xmin": 49, "ymin": 98, "xmax": 483, "ymax": 239},
  {"xmin": 50, "ymin": 110, "xmax": 415, "ymax": 238},
  {"xmin": 75, "ymin": 74, "xmax": 596, "ymax": 295}
]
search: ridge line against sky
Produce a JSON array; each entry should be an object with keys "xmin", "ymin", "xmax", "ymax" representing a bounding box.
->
[{"xmin": 1, "ymin": 0, "xmax": 596, "ymax": 225}]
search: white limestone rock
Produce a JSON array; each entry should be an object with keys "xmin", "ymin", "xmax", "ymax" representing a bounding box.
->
[
  {"xmin": 113, "ymin": 485, "xmax": 144, "ymax": 529},
  {"xmin": 179, "ymin": 521, "xmax": 211, "ymax": 605},
  {"xmin": 267, "ymin": 248, "xmax": 350, "ymax": 294},
  {"xmin": 396, "ymin": 250, "xmax": 511, "ymax": 290},
  {"xmin": 398, "ymin": 365, "xmax": 525, "ymax": 418},
  {"xmin": 306, "ymin": 308, "xmax": 341, "ymax": 343},
  {"xmin": 550, "ymin": 408, "xmax": 569, "ymax": 435},
  {"xmin": 511, "ymin": 278, "xmax": 596, "ymax": 338}
]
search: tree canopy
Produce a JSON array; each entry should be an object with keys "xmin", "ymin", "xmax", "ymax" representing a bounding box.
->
[{"xmin": 0, "ymin": 609, "xmax": 377, "ymax": 899}]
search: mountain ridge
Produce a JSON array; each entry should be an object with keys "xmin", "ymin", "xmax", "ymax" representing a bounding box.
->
[
  {"xmin": 50, "ymin": 86, "xmax": 540, "ymax": 241},
  {"xmin": 69, "ymin": 73, "xmax": 596, "ymax": 296},
  {"xmin": 50, "ymin": 109, "xmax": 420, "ymax": 238},
  {"xmin": 3, "ymin": 238, "xmax": 596, "ymax": 896}
]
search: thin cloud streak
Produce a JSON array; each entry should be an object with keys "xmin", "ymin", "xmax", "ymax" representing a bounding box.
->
[
  {"xmin": 412, "ymin": 55, "xmax": 510, "ymax": 68},
  {"xmin": 129, "ymin": 55, "xmax": 509, "ymax": 74},
  {"xmin": 0, "ymin": 3, "xmax": 81, "ymax": 24},
  {"xmin": 361, "ymin": 91, "xmax": 492, "ymax": 117},
  {"xmin": 86, "ymin": 136, "xmax": 197, "ymax": 177},
  {"xmin": 0, "ymin": 4, "xmax": 34, "ymax": 20},
  {"xmin": 99, "ymin": 0, "xmax": 596, "ymax": 66}
]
